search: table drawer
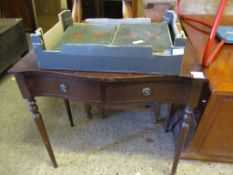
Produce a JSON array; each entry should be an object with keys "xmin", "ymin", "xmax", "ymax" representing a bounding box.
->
[
  {"xmin": 25, "ymin": 75, "xmax": 102, "ymax": 102},
  {"xmin": 105, "ymin": 82, "xmax": 191, "ymax": 103}
]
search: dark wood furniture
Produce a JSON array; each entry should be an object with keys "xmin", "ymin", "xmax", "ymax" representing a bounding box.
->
[
  {"xmin": 179, "ymin": 15, "xmax": 233, "ymax": 164},
  {"xmin": 0, "ymin": 19, "xmax": 28, "ymax": 74},
  {"xmin": 9, "ymin": 33, "xmax": 207, "ymax": 174},
  {"xmin": 0, "ymin": 0, "xmax": 36, "ymax": 32}
]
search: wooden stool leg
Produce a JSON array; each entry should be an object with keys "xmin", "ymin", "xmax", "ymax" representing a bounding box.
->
[
  {"xmin": 154, "ymin": 103, "xmax": 161, "ymax": 123},
  {"xmin": 99, "ymin": 106, "xmax": 106, "ymax": 119},
  {"xmin": 122, "ymin": 0, "xmax": 133, "ymax": 18},
  {"xmin": 171, "ymin": 106, "xmax": 193, "ymax": 175},
  {"xmin": 131, "ymin": 0, "xmax": 138, "ymax": 17},
  {"xmin": 64, "ymin": 99, "xmax": 74, "ymax": 127},
  {"xmin": 72, "ymin": 0, "xmax": 82, "ymax": 23},
  {"xmin": 28, "ymin": 99, "xmax": 58, "ymax": 168},
  {"xmin": 84, "ymin": 103, "xmax": 92, "ymax": 119}
]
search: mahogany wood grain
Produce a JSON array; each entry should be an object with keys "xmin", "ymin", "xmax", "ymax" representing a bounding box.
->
[
  {"xmin": 28, "ymin": 99, "xmax": 58, "ymax": 168},
  {"xmin": 172, "ymin": 107, "xmax": 193, "ymax": 175}
]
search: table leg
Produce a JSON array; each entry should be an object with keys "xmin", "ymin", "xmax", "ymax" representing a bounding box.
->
[
  {"xmin": 84, "ymin": 104, "xmax": 92, "ymax": 119},
  {"xmin": 28, "ymin": 99, "xmax": 58, "ymax": 168},
  {"xmin": 64, "ymin": 99, "xmax": 74, "ymax": 127},
  {"xmin": 171, "ymin": 106, "xmax": 193, "ymax": 175}
]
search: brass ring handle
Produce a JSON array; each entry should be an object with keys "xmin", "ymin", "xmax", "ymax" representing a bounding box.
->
[
  {"xmin": 60, "ymin": 83, "xmax": 69, "ymax": 93},
  {"xmin": 142, "ymin": 87, "xmax": 152, "ymax": 96}
]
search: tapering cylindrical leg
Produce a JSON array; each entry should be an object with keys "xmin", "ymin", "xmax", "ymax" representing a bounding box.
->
[
  {"xmin": 171, "ymin": 106, "xmax": 193, "ymax": 175},
  {"xmin": 154, "ymin": 103, "xmax": 161, "ymax": 123},
  {"xmin": 99, "ymin": 106, "xmax": 106, "ymax": 119},
  {"xmin": 122, "ymin": 0, "xmax": 133, "ymax": 18},
  {"xmin": 84, "ymin": 103, "xmax": 92, "ymax": 119},
  {"xmin": 28, "ymin": 99, "xmax": 58, "ymax": 168},
  {"xmin": 64, "ymin": 99, "xmax": 74, "ymax": 127},
  {"xmin": 72, "ymin": 0, "xmax": 82, "ymax": 23},
  {"xmin": 131, "ymin": 0, "xmax": 137, "ymax": 17}
]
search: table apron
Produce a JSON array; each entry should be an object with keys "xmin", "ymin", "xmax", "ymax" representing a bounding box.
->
[{"xmin": 20, "ymin": 74, "xmax": 193, "ymax": 105}]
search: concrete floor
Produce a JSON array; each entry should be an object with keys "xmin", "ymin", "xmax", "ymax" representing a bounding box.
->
[{"xmin": 0, "ymin": 74, "xmax": 233, "ymax": 175}]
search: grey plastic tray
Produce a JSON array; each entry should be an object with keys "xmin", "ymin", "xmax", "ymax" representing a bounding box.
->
[{"xmin": 31, "ymin": 10, "xmax": 186, "ymax": 75}]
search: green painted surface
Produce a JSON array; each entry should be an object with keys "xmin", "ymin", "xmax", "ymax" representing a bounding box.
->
[
  {"xmin": 53, "ymin": 23, "xmax": 172, "ymax": 52},
  {"xmin": 54, "ymin": 24, "xmax": 117, "ymax": 50},
  {"xmin": 112, "ymin": 23, "xmax": 172, "ymax": 52}
]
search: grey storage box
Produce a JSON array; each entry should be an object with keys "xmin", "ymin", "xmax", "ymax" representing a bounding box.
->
[
  {"xmin": 31, "ymin": 10, "xmax": 186, "ymax": 75},
  {"xmin": 0, "ymin": 19, "xmax": 28, "ymax": 74}
]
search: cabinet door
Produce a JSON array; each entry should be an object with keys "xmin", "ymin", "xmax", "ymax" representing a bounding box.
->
[{"xmin": 200, "ymin": 95, "xmax": 233, "ymax": 158}]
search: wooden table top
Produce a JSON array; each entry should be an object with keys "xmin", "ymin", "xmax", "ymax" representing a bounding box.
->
[{"xmin": 182, "ymin": 15, "xmax": 233, "ymax": 93}]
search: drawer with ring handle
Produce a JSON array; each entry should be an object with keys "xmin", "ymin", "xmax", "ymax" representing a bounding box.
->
[
  {"xmin": 105, "ymin": 83, "xmax": 172, "ymax": 103},
  {"xmin": 24, "ymin": 75, "xmax": 102, "ymax": 101}
]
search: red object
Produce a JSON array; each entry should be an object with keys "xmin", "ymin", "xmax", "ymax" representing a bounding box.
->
[
  {"xmin": 202, "ymin": 0, "xmax": 227, "ymax": 67},
  {"xmin": 177, "ymin": 0, "xmax": 228, "ymax": 67},
  {"xmin": 207, "ymin": 39, "xmax": 226, "ymax": 66},
  {"xmin": 147, "ymin": 34, "xmax": 160, "ymax": 39},
  {"xmin": 177, "ymin": 0, "xmax": 181, "ymax": 17},
  {"xmin": 126, "ymin": 35, "xmax": 136, "ymax": 39},
  {"xmin": 92, "ymin": 33, "xmax": 109, "ymax": 39},
  {"xmin": 70, "ymin": 34, "xmax": 84, "ymax": 38},
  {"xmin": 177, "ymin": 0, "xmax": 212, "ymax": 29}
]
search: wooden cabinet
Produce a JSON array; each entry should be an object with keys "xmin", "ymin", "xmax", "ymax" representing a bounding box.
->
[
  {"xmin": 200, "ymin": 95, "xmax": 233, "ymax": 158},
  {"xmin": 180, "ymin": 15, "xmax": 233, "ymax": 163},
  {"xmin": 184, "ymin": 93, "xmax": 233, "ymax": 163}
]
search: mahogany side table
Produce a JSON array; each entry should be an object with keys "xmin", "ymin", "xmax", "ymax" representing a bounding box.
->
[{"xmin": 9, "ymin": 38, "xmax": 207, "ymax": 175}]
